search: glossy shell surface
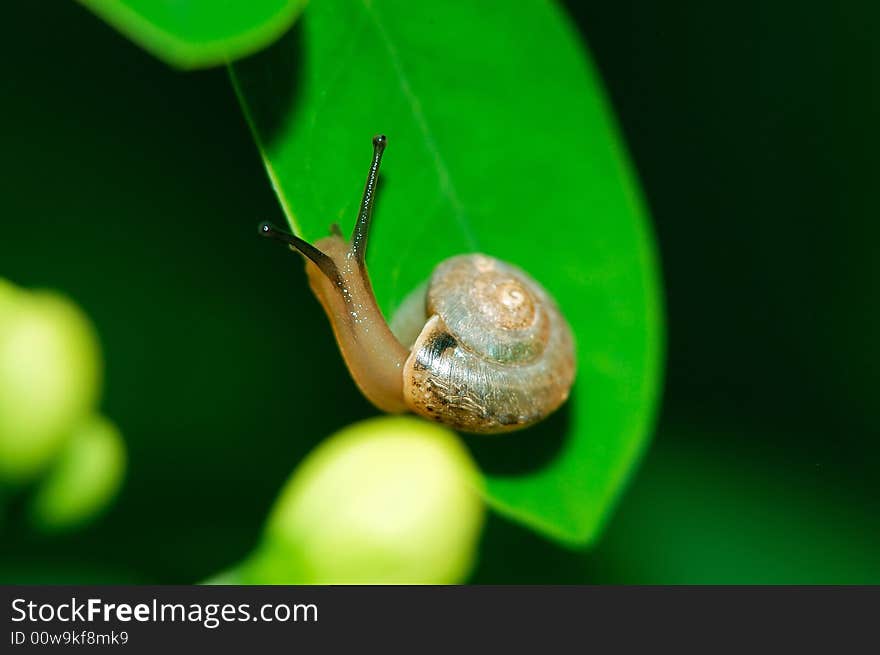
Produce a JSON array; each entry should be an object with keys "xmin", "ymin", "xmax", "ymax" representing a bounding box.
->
[{"xmin": 402, "ymin": 254, "xmax": 575, "ymax": 433}]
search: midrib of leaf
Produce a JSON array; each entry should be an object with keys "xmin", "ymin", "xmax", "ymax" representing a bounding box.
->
[
  {"xmin": 229, "ymin": 1, "xmax": 479, "ymax": 256},
  {"xmin": 360, "ymin": 0, "xmax": 479, "ymax": 251}
]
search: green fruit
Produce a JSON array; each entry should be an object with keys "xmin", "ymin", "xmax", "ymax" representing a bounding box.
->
[
  {"xmin": 0, "ymin": 279, "xmax": 18, "ymax": 314},
  {"xmin": 0, "ymin": 285, "xmax": 102, "ymax": 482},
  {"xmin": 247, "ymin": 416, "xmax": 485, "ymax": 584},
  {"xmin": 27, "ymin": 415, "xmax": 126, "ymax": 531}
]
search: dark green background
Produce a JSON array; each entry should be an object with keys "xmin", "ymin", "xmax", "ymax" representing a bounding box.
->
[{"xmin": 1, "ymin": 1, "xmax": 877, "ymax": 583}]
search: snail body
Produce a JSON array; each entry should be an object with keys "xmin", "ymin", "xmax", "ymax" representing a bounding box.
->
[{"xmin": 260, "ymin": 136, "xmax": 575, "ymax": 434}]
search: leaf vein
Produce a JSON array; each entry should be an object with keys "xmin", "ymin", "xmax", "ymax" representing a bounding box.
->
[{"xmin": 361, "ymin": 0, "xmax": 479, "ymax": 250}]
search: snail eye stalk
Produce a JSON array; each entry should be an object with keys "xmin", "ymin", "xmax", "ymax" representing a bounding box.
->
[
  {"xmin": 258, "ymin": 135, "xmax": 386, "ymax": 279},
  {"xmin": 258, "ymin": 222, "xmax": 339, "ymax": 282},
  {"xmin": 350, "ymin": 134, "xmax": 387, "ymax": 266}
]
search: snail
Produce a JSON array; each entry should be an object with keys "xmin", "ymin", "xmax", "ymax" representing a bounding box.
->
[{"xmin": 259, "ymin": 135, "xmax": 575, "ymax": 433}]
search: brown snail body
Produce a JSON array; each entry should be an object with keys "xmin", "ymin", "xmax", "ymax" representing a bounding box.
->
[{"xmin": 261, "ymin": 136, "xmax": 575, "ymax": 434}]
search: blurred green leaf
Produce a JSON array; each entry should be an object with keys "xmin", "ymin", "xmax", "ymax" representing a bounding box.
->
[
  {"xmin": 79, "ymin": 0, "xmax": 306, "ymax": 69},
  {"xmin": 28, "ymin": 415, "xmax": 126, "ymax": 532},
  {"xmin": 231, "ymin": 0, "xmax": 663, "ymax": 544}
]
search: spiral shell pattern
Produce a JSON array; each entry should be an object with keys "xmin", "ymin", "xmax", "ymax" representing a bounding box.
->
[{"xmin": 403, "ymin": 254, "xmax": 575, "ymax": 433}]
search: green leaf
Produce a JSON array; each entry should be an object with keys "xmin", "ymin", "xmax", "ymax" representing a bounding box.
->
[
  {"xmin": 230, "ymin": 0, "xmax": 663, "ymax": 545},
  {"xmin": 79, "ymin": 0, "xmax": 306, "ymax": 69}
]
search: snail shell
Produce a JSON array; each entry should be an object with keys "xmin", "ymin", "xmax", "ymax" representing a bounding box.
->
[
  {"xmin": 400, "ymin": 254, "xmax": 575, "ymax": 433},
  {"xmin": 260, "ymin": 135, "xmax": 576, "ymax": 434}
]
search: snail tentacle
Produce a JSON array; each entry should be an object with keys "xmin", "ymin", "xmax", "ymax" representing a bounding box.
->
[
  {"xmin": 257, "ymin": 135, "xmax": 410, "ymax": 414},
  {"xmin": 350, "ymin": 134, "xmax": 387, "ymax": 266},
  {"xmin": 258, "ymin": 222, "xmax": 339, "ymax": 283}
]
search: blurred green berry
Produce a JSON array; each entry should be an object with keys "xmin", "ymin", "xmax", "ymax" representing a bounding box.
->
[
  {"xmin": 201, "ymin": 568, "xmax": 247, "ymax": 585},
  {"xmin": 0, "ymin": 283, "xmax": 102, "ymax": 482},
  {"xmin": 27, "ymin": 415, "xmax": 126, "ymax": 531},
  {"xmin": 245, "ymin": 416, "xmax": 485, "ymax": 584},
  {"xmin": 0, "ymin": 279, "xmax": 18, "ymax": 314}
]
